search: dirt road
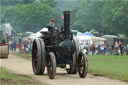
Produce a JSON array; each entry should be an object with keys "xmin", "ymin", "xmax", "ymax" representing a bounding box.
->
[{"xmin": 0, "ymin": 54, "xmax": 128, "ymax": 85}]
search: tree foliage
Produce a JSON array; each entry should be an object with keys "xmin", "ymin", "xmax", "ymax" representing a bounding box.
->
[
  {"xmin": 0, "ymin": 0, "xmax": 35, "ymax": 6},
  {"xmin": 75, "ymin": 0, "xmax": 128, "ymax": 35},
  {"xmin": 4, "ymin": 3, "xmax": 53, "ymax": 32},
  {"xmin": 1, "ymin": 0, "xmax": 128, "ymax": 35},
  {"xmin": 101, "ymin": 0, "xmax": 128, "ymax": 35}
]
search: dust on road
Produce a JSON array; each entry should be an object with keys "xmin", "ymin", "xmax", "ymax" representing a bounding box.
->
[{"xmin": 0, "ymin": 54, "xmax": 128, "ymax": 85}]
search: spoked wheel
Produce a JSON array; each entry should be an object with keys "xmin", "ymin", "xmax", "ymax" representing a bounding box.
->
[
  {"xmin": 78, "ymin": 52, "xmax": 88, "ymax": 78},
  {"xmin": 32, "ymin": 38, "xmax": 46, "ymax": 75},
  {"xmin": 47, "ymin": 52, "xmax": 56, "ymax": 79}
]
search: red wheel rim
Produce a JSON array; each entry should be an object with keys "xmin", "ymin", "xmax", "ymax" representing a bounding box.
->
[
  {"xmin": 47, "ymin": 56, "xmax": 53, "ymax": 77},
  {"xmin": 78, "ymin": 53, "xmax": 85, "ymax": 75}
]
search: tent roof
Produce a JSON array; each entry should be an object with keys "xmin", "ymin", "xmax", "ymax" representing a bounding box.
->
[
  {"xmin": 83, "ymin": 32, "xmax": 95, "ymax": 37},
  {"xmin": 77, "ymin": 36, "xmax": 91, "ymax": 40},
  {"xmin": 102, "ymin": 35, "xmax": 118, "ymax": 38},
  {"xmin": 92, "ymin": 37, "xmax": 106, "ymax": 41}
]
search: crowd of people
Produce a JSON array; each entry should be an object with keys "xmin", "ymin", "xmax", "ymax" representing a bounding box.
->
[
  {"xmin": 85, "ymin": 41, "xmax": 128, "ymax": 56},
  {"xmin": 8, "ymin": 36, "xmax": 128, "ymax": 56},
  {"xmin": 9, "ymin": 38, "xmax": 32, "ymax": 54}
]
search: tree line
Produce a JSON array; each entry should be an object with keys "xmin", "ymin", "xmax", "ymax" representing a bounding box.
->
[{"xmin": 0, "ymin": 0, "xmax": 128, "ymax": 36}]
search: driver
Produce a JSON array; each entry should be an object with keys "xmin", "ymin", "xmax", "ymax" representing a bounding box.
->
[{"xmin": 47, "ymin": 18, "xmax": 55, "ymax": 31}]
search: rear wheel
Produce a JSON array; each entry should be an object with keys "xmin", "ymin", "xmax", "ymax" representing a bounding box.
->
[
  {"xmin": 47, "ymin": 52, "xmax": 56, "ymax": 79},
  {"xmin": 67, "ymin": 39, "xmax": 79, "ymax": 74},
  {"xmin": 66, "ymin": 52, "xmax": 77, "ymax": 74},
  {"xmin": 32, "ymin": 38, "xmax": 46, "ymax": 75},
  {"xmin": 78, "ymin": 52, "xmax": 88, "ymax": 78},
  {"xmin": 66, "ymin": 39, "xmax": 80, "ymax": 74}
]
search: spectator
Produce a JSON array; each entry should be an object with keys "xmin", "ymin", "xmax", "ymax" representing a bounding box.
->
[
  {"xmin": 114, "ymin": 41, "xmax": 119, "ymax": 55},
  {"xmin": 11, "ymin": 40, "xmax": 16, "ymax": 51},
  {"xmin": 119, "ymin": 41, "xmax": 123, "ymax": 55},
  {"xmin": 111, "ymin": 44, "xmax": 114, "ymax": 55},
  {"xmin": 28, "ymin": 40, "xmax": 32, "ymax": 53},
  {"xmin": 18, "ymin": 42, "xmax": 22, "ymax": 53},
  {"xmin": 120, "ymin": 45, "xmax": 124, "ymax": 56},
  {"xmin": 21, "ymin": 43, "xmax": 24, "ymax": 54},
  {"xmin": 100, "ymin": 44, "xmax": 104, "ymax": 55},
  {"xmin": 90, "ymin": 43, "xmax": 95, "ymax": 55},
  {"xmin": 9, "ymin": 40, "xmax": 12, "ymax": 51},
  {"xmin": 26, "ymin": 41, "xmax": 30, "ymax": 54},
  {"xmin": 19, "ymin": 38, "xmax": 22, "ymax": 43},
  {"xmin": 104, "ymin": 45, "xmax": 107, "ymax": 55},
  {"xmin": 126, "ymin": 44, "xmax": 128, "ymax": 55},
  {"xmin": 23, "ymin": 40, "xmax": 27, "ymax": 53},
  {"xmin": 84, "ymin": 43, "xmax": 90, "ymax": 55},
  {"xmin": 109, "ymin": 44, "xmax": 113, "ymax": 55},
  {"xmin": 28, "ymin": 39, "xmax": 32, "ymax": 53}
]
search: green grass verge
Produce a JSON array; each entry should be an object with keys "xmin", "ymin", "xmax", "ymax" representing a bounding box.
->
[
  {"xmin": 0, "ymin": 67, "xmax": 43, "ymax": 85},
  {"xmin": 88, "ymin": 55, "xmax": 128, "ymax": 82}
]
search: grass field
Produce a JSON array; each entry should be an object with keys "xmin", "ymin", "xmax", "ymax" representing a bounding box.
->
[
  {"xmin": 88, "ymin": 55, "xmax": 128, "ymax": 82},
  {"xmin": 11, "ymin": 52, "xmax": 128, "ymax": 82},
  {"xmin": 0, "ymin": 67, "xmax": 43, "ymax": 85}
]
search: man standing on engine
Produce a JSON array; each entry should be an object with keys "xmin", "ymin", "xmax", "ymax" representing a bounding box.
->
[{"xmin": 47, "ymin": 19, "xmax": 55, "ymax": 31}]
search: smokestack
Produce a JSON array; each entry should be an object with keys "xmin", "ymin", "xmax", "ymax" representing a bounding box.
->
[{"xmin": 64, "ymin": 11, "xmax": 70, "ymax": 39}]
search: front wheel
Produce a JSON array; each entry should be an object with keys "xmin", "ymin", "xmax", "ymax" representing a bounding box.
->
[
  {"xmin": 66, "ymin": 39, "xmax": 80, "ymax": 74},
  {"xmin": 78, "ymin": 52, "xmax": 88, "ymax": 78},
  {"xmin": 47, "ymin": 52, "xmax": 56, "ymax": 79}
]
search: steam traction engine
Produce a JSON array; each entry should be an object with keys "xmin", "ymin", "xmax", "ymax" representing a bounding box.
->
[{"xmin": 32, "ymin": 11, "xmax": 88, "ymax": 79}]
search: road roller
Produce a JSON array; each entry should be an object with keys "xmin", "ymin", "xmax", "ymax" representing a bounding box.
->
[
  {"xmin": 32, "ymin": 11, "xmax": 88, "ymax": 79},
  {"xmin": 0, "ymin": 30, "xmax": 9, "ymax": 59}
]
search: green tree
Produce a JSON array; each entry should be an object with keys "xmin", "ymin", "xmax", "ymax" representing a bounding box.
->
[
  {"xmin": 4, "ymin": 3, "xmax": 53, "ymax": 32},
  {"xmin": 38, "ymin": 0, "xmax": 56, "ymax": 7},
  {"xmin": 0, "ymin": 0, "xmax": 35, "ymax": 6},
  {"xmin": 101, "ymin": 0, "xmax": 128, "ymax": 35},
  {"xmin": 74, "ymin": 0, "xmax": 104, "ymax": 32}
]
